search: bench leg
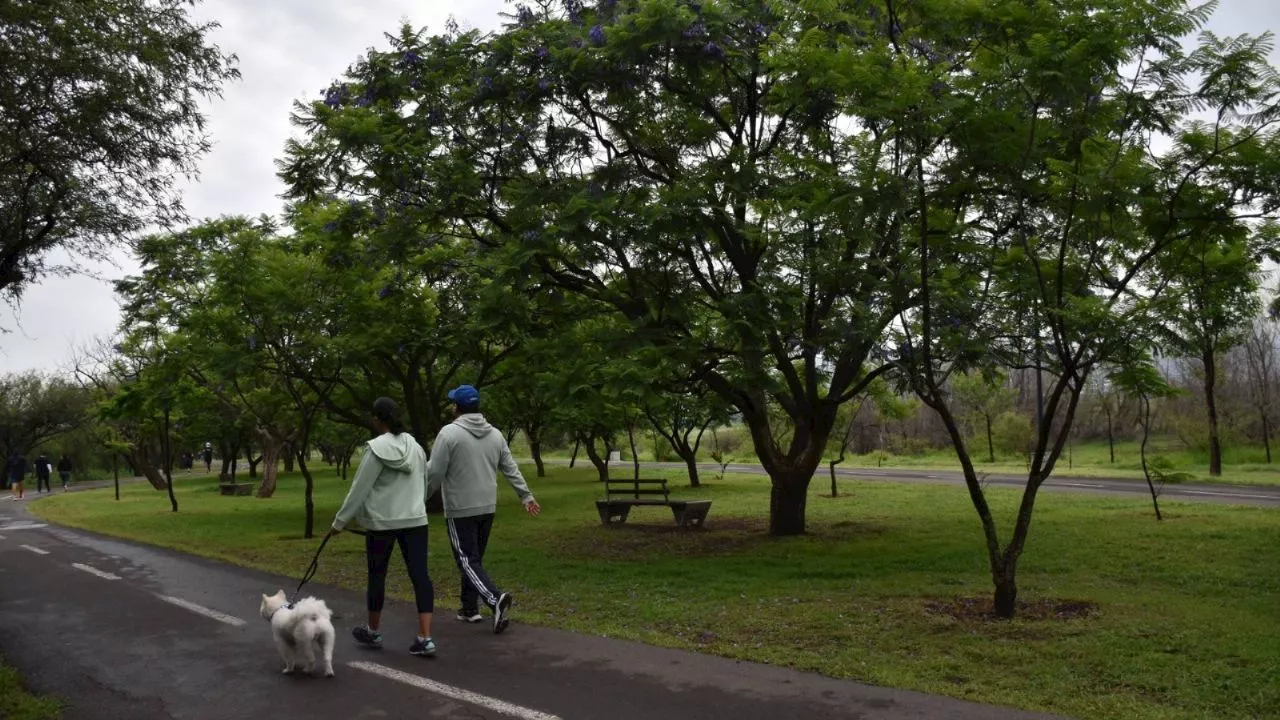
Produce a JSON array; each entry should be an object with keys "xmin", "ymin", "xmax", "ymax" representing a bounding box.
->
[
  {"xmin": 672, "ymin": 505, "xmax": 708, "ymax": 529},
  {"xmin": 673, "ymin": 504, "xmax": 710, "ymax": 529},
  {"xmin": 597, "ymin": 503, "xmax": 631, "ymax": 525}
]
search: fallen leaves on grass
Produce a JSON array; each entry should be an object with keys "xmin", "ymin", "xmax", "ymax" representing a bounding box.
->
[{"xmin": 924, "ymin": 596, "xmax": 1098, "ymax": 622}]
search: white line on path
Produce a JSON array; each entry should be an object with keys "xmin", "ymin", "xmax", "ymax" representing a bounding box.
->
[
  {"xmin": 20, "ymin": 545, "xmax": 48, "ymax": 555},
  {"xmin": 0, "ymin": 522, "xmax": 48, "ymax": 531},
  {"xmin": 349, "ymin": 661, "xmax": 562, "ymax": 720},
  {"xmin": 1178, "ymin": 489, "xmax": 1279, "ymax": 500},
  {"xmin": 71, "ymin": 563, "xmax": 121, "ymax": 581},
  {"xmin": 156, "ymin": 595, "xmax": 247, "ymax": 627}
]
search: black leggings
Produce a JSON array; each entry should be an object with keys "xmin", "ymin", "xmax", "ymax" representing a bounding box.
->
[{"xmin": 365, "ymin": 525, "xmax": 434, "ymax": 614}]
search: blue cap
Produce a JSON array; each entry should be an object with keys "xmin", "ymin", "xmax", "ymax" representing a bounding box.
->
[{"xmin": 447, "ymin": 384, "xmax": 480, "ymax": 406}]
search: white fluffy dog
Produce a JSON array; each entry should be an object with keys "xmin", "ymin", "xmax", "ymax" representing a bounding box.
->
[{"xmin": 259, "ymin": 590, "xmax": 336, "ymax": 678}]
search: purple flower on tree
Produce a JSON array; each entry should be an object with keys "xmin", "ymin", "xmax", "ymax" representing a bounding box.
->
[
  {"xmin": 683, "ymin": 23, "xmax": 706, "ymax": 39},
  {"xmin": 322, "ymin": 84, "xmax": 347, "ymax": 109},
  {"xmin": 538, "ymin": 77, "xmax": 551, "ymax": 91},
  {"xmin": 248, "ymin": 335, "xmax": 258, "ymax": 351},
  {"xmin": 589, "ymin": 24, "xmax": 606, "ymax": 46},
  {"xmin": 401, "ymin": 50, "xmax": 421, "ymax": 67},
  {"xmin": 534, "ymin": 46, "xmax": 550, "ymax": 60},
  {"xmin": 323, "ymin": 221, "xmax": 338, "ymax": 233},
  {"xmin": 378, "ymin": 285, "xmax": 394, "ymax": 299},
  {"xmin": 704, "ymin": 41, "xmax": 723, "ymax": 59},
  {"xmin": 753, "ymin": 23, "xmax": 767, "ymax": 36},
  {"xmin": 522, "ymin": 229, "xmax": 539, "ymax": 242}
]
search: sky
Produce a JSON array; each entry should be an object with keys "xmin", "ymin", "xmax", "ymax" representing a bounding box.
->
[{"xmin": 1, "ymin": 0, "xmax": 1277, "ymax": 375}]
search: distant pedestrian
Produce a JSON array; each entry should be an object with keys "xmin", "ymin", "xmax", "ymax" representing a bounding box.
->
[
  {"xmin": 203, "ymin": 442, "xmax": 214, "ymax": 473},
  {"xmin": 427, "ymin": 384, "xmax": 540, "ymax": 635},
  {"xmin": 330, "ymin": 397, "xmax": 437, "ymax": 658},
  {"xmin": 34, "ymin": 453, "xmax": 52, "ymax": 494},
  {"xmin": 6, "ymin": 452, "xmax": 27, "ymax": 501},
  {"xmin": 57, "ymin": 455, "xmax": 73, "ymax": 489}
]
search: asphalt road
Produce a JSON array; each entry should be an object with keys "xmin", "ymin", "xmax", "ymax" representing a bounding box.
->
[
  {"xmin": 543, "ymin": 459, "xmax": 1280, "ymax": 508},
  {"xmin": 0, "ymin": 497, "xmax": 1066, "ymax": 720}
]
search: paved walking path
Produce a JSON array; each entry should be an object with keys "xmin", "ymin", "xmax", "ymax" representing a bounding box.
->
[{"xmin": 0, "ymin": 498, "xmax": 1067, "ymax": 720}]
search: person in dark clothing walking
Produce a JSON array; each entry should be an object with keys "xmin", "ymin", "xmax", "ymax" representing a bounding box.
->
[
  {"xmin": 427, "ymin": 384, "xmax": 541, "ymax": 635},
  {"xmin": 57, "ymin": 455, "xmax": 73, "ymax": 489},
  {"xmin": 330, "ymin": 397, "xmax": 437, "ymax": 657},
  {"xmin": 34, "ymin": 453, "xmax": 52, "ymax": 494},
  {"xmin": 6, "ymin": 452, "xmax": 27, "ymax": 500},
  {"xmin": 202, "ymin": 443, "xmax": 214, "ymax": 473}
]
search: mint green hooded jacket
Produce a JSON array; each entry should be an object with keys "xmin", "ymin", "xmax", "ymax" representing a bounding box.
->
[{"xmin": 332, "ymin": 432, "xmax": 429, "ymax": 532}]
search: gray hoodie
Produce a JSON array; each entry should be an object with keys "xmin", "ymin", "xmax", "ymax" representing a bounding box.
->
[
  {"xmin": 426, "ymin": 414, "xmax": 534, "ymax": 519},
  {"xmin": 332, "ymin": 432, "xmax": 429, "ymax": 531}
]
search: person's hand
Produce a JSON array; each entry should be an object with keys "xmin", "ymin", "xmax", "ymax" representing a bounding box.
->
[{"xmin": 524, "ymin": 499, "xmax": 542, "ymax": 517}]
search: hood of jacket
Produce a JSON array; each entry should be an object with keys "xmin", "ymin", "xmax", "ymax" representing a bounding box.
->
[
  {"xmin": 452, "ymin": 413, "xmax": 495, "ymax": 438},
  {"xmin": 366, "ymin": 432, "xmax": 418, "ymax": 471}
]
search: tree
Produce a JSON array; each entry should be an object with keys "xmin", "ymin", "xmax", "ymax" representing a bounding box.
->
[
  {"xmin": 281, "ymin": 5, "xmax": 922, "ymax": 535},
  {"xmin": 0, "ymin": 0, "xmax": 237, "ymax": 300},
  {"xmin": 645, "ymin": 381, "xmax": 732, "ymax": 488},
  {"xmin": 1155, "ymin": 233, "xmax": 1274, "ymax": 476},
  {"xmin": 1242, "ymin": 314, "xmax": 1279, "ymax": 462},
  {"xmin": 896, "ymin": 2, "xmax": 1280, "ymax": 618},
  {"xmin": 1112, "ymin": 360, "xmax": 1183, "ymax": 520},
  {"xmin": 0, "ymin": 372, "xmax": 91, "ymax": 460},
  {"xmin": 951, "ymin": 371, "xmax": 1017, "ymax": 463}
]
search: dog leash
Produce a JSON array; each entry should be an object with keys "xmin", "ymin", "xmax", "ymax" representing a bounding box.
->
[{"xmin": 291, "ymin": 528, "xmax": 367, "ymax": 604}]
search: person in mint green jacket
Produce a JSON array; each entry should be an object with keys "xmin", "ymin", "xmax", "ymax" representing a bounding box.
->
[
  {"xmin": 427, "ymin": 384, "xmax": 541, "ymax": 635},
  {"xmin": 329, "ymin": 397, "xmax": 436, "ymax": 657}
]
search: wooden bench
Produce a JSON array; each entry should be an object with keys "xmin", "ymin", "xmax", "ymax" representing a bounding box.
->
[
  {"xmin": 595, "ymin": 478, "xmax": 712, "ymax": 529},
  {"xmin": 219, "ymin": 482, "xmax": 253, "ymax": 496}
]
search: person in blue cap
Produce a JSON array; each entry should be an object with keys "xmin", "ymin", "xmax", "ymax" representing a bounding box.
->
[{"xmin": 427, "ymin": 384, "xmax": 541, "ymax": 634}]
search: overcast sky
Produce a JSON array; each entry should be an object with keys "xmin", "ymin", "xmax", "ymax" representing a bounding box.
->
[{"xmin": 1, "ymin": 0, "xmax": 1277, "ymax": 375}]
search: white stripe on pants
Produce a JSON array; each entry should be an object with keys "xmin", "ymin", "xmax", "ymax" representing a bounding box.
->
[{"xmin": 447, "ymin": 518, "xmax": 498, "ymax": 607}]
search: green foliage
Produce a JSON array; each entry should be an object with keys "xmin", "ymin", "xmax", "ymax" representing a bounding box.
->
[
  {"xmin": 0, "ymin": 0, "xmax": 237, "ymax": 299},
  {"xmin": 0, "ymin": 372, "xmax": 90, "ymax": 460}
]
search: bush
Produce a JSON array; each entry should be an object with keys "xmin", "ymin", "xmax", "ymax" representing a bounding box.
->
[{"xmin": 992, "ymin": 411, "xmax": 1035, "ymax": 459}]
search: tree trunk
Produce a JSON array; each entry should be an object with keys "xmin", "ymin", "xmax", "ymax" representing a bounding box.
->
[
  {"xmin": 530, "ymin": 437, "xmax": 546, "ymax": 478},
  {"xmin": 1138, "ymin": 396, "xmax": 1163, "ymax": 521},
  {"xmin": 283, "ymin": 444, "xmax": 296, "ymax": 473},
  {"xmin": 1105, "ymin": 408, "xmax": 1115, "ymax": 464},
  {"xmin": 985, "ymin": 414, "xmax": 995, "ymax": 463},
  {"xmin": 627, "ymin": 423, "xmax": 640, "ymax": 481},
  {"xmin": 112, "ymin": 453, "xmax": 120, "ymax": 501},
  {"xmin": 569, "ymin": 439, "xmax": 579, "ymax": 468},
  {"xmin": 768, "ymin": 475, "xmax": 810, "ymax": 536},
  {"xmin": 1204, "ymin": 349, "xmax": 1223, "ymax": 476},
  {"xmin": 1262, "ymin": 413, "xmax": 1272, "ymax": 464},
  {"xmin": 829, "ymin": 460, "xmax": 838, "ymax": 498},
  {"xmin": 298, "ymin": 448, "xmax": 315, "ymax": 539},
  {"xmin": 677, "ymin": 448, "xmax": 701, "ymax": 488},
  {"xmin": 992, "ymin": 562, "xmax": 1017, "ymax": 619},
  {"xmin": 256, "ymin": 435, "xmax": 282, "ymax": 498},
  {"xmin": 582, "ymin": 436, "xmax": 609, "ymax": 482},
  {"xmin": 162, "ymin": 406, "xmax": 178, "ymax": 513}
]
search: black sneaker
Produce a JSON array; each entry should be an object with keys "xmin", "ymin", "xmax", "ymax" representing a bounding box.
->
[
  {"xmin": 409, "ymin": 637, "xmax": 437, "ymax": 657},
  {"xmin": 493, "ymin": 593, "xmax": 512, "ymax": 635},
  {"xmin": 456, "ymin": 609, "xmax": 484, "ymax": 623},
  {"xmin": 352, "ymin": 625, "xmax": 383, "ymax": 649}
]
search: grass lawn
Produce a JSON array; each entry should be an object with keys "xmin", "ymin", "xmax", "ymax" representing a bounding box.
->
[
  {"xmin": 0, "ymin": 659, "xmax": 61, "ymax": 720},
  {"xmin": 518, "ymin": 433, "xmax": 1280, "ymax": 486},
  {"xmin": 33, "ymin": 467, "xmax": 1280, "ymax": 720}
]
